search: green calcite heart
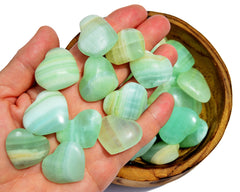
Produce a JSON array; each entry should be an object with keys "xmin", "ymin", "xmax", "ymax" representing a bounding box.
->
[
  {"xmin": 166, "ymin": 40, "xmax": 195, "ymax": 74},
  {"xmin": 57, "ymin": 109, "xmax": 102, "ymax": 148},
  {"xmin": 141, "ymin": 141, "xmax": 179, "ymax": 165},
  {"xmin": 98, "ymin": 115, "xmax": 142, "ymax": 155},
  {"xmin": 6, "ymin": 128, "xmax": 49, "ymax": 169},
  {"xmin": 103, "ymin": 82, "xmax": 147, "ymax": 120},
  {"xmin": 79, "ymin": 56, "xmax": 118, "ymax": 102},
  {"xmin": 23, "ymin": 91, "xmax": 69, "ymax": 135},
  {"xmin": 35, "ymin": 48, "xmax": 79, "ymax": 91},
  {"xmin": 42, "ymin": 142, "xmax": 85, "ymax": 183},
  {"xmin": 180, "ymin": 118, "xmax": 208, "ymax": 148},
  {"xmin": 131, "ymin": 136, "xmax": 156, "ymax": 161},
  {"xmin": 106, "ymin": 28, "xmax": 145, "ymax": 65},
  {"xmin": 177, "ymin": 68, "xmax": 211, "ymax": 103},
  {"xmin": 78, "ymin": 15, "xmax": 118, "ymax": 56},
  {"xmin": 130, "ymin": 51, "xmax": 173, "ymax": 89},
  {"xmin": 159, "ymin": 107, "xmax": 199, "ymax": 144},
  {"xmin": 168, "ymin": 86, "xmax": 202, "ymax": 115}
]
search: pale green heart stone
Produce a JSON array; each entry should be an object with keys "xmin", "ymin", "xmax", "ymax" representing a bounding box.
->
[
  {"xmin": 6, "ymin": 128, "xmax": 49, "ymax": 169},
  {"xmin": 35, "ymin": 48, "xmax": 79, "ymax": 91},
  {"xmin": 180, "ymin": 118, "xmax": 208, "ymax": 148},
  {"xmin": 130, "ymin": 51, "xmax": 173, "ymax": 88},
  {"xmin": 106, "ymin": 28, "xmax": 145, "ymax": 65},
  {"xmin": 103, "ymin": 82, "xmax": 147, "ymax": 120},
  {"xmin": 167, "ymin": 40, "xmax": 195, "ymax": 74},
  {"xmin": 57, "ymin": 109, "xmax": 102, "ymax": 148},
  {"xmin": 79, "ymin": 56, "xmax": 118, "ymax": 102},
  {"xmin": 141, "ymin": 141, "xmax": 179, "ymax": 165},
  {"xmin": 131, "ymin": 136, "xmax": 156, "ymax": 161},
  {"xmin": 168, "ymin": 86, "xmax": 202, "ymax": 115},
  {"xmin": 42, "ymin": 142, "xmax": 85, "ymax": 183},
  {"xmin": 78, "ymin": 15, "xmax": 118, "ymax": 56},
  {"xmin": 177, "ymin": 68, "xmax": 211, "ymax": 103},
  {"xmin": 23, "ymin": 91, "xmax": 69, "ymax": 135},
  {"xmin": 98, "ymin": 115, "xmax": 143, "ymax": 155},
  {"xmin": 159, "ymin": 107, "xmax": 199, "ymax": 144}
]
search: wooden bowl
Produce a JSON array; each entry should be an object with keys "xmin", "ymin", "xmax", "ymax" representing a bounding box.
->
[{"xmin": 66, "ymin": 11, "xmax": 232, "ymax": 188}]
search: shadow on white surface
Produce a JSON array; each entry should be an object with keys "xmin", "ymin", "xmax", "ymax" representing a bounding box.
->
[{"xmin": 105, "ymin": 184, "xmax": 159, "ymax": 192}]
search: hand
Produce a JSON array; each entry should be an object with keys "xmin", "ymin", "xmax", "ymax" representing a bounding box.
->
[{"xmin": 0, "ymin": 5, "xmax": 177, "ymax": 192}]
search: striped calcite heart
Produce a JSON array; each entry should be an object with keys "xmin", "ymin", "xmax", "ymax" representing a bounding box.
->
[
  {"xmin": 6, "ymin": 128, "xmax": 50, "ymax": 169},
  {"xmin": 177, "ymin": 68, "xmax": 211, "ymax": 103},
  {"xmin": 98, "ymin": 115, "xmax": 142, "ymax": 155},
  {"xmin": 23, "ymin": 91, "xmax": 69, "ymax": 135},
  {"xmin": 57, "ymin": 109, "xmax": 102, "ymax": 148},
  {"xmin": 42, "ymin": 142, "xmax": 85, "ymax": 183},
  {"xmin": 106, "ymin": 28, "xmax": 145, "ymax": 65},
  {"xmin": 78, "ymin": 15, "xmax": 118, "ymax": 57},
  {"xmin": 79, "ymin": 56, "xmax": 118, "ymax": 102},
  {"xmin": 130, "ymin": 51, "xmax": 173, "ymax": 89},
  {"xmin": 103, "ymin": 82, "xmax": 147, "ymax": 120},
  {"xmin": 35, "ymin": 48, "xmax": 79, "ymax": 91},
  {"xmin": 141, "ymin": 141, "xmax": 179, "ymax": 165}
]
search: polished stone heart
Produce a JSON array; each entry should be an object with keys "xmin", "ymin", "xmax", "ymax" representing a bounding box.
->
[
  {"xmin": 159, "ymin": 107, "xmax": 199, "ymax": 144},
  {"xmin": 35, "ymin": 48, "xmax": 79, "ymax": 91},
  {"xmin": 103, "ymin": 82, "xmax": 147, "ymax": 120},
  {"xmin": 177, "ymin": 68, "xmax": 211, "ymax": 103},
  {"xmin": 57, "ymin": 109, "xmax": 102, "ymax": 148},
  {"xmin": 23, "ymin": 91, "xmax": 69, "ymax": 135},
  {"xmin": 130, "ymin": 51, "xmax": 173, "ymax": 88},
  {"xmin": 79, "ymin": 56, "xmax": 118, "ymax": 102},
  {"xmin": 141, "ymin": 141, "xmax": 179, "ymax": 165},
  {"xmin": 78, "ymin": 15, "xmax": 118, "ymax": 56},
  {"xmin": 42, "ymin": 142, "xmax": 85, "ymax": 183},
  {"xmin": 106, "ymin": 28, "xmax": 145, "ymax": 65},
  {"xmin": 6, "ymin": 128, "xmax": 50, "ymax": 169},
  {"xmin": 98, "ymin": 115, "xmax": 142, "ymax": 155}
]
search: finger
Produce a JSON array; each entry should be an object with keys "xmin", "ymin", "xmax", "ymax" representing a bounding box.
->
[
  {"xmin": 154, "ymin": 43, "xmax": 178, "ymax": 66},
  {"xmin": 105, "ymin": 4, "xmax": 147, "ymax": 32},
  {"xmin": 137, "ymin": 15, "xmax": 171, "ymax": 51},
  {"xmin": 0, "ymin": 26, "xmax": 59, "ymax": 98}
]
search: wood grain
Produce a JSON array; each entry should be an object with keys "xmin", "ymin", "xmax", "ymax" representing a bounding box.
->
[{"xmin": 66, "ymin": 11, "xmax": 232, "ymax": 188}]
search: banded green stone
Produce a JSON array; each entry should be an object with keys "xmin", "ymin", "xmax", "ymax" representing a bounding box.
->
[
  {"xmin": 106, "ymin": 28, "xmax": 145, "ymax": 65},
  {"xmin": 103, "ymin": 82, "xmax": 147, "ymax": 120},
  {"xmin": 130, "ymin": 51, "xmax": 173, "ymax": 88},
  {"xmin": 42, "ymin": 142, "xmax": 85, "ymax": 183},
  {"xmin": 57, "ymin": 109, "xmax": 102, "ymax": 148},
  {"xmin": 35, "ymin": 48, "xmax": 79, "ymax": 91},
  {"xmin": 98, "ymin": 115, "xmax": 142, "ymax": 155},
  {"xmin": 23, "ymin": 91, "xmax": 69, "ymax": 135},
  {"xmin": 141, "ymin": 141, "xmax": 179, "ymax": 165},
  {"xmin": 79, "ymin": 56, "xmax": 118, "ymax": 102},
  {"xmin": 6, "ymin": 128, "xmax": 50, "ymax": 169},
  {"xmin": 78, "ymin": 15, "xmax": 118, "ymax": 56},
  {"xmin": 159, "ymin": 107, "xmax": 199, "ymax": 144},
  {"xmin": 177, "ymin": 68, "xmax": 211, "ymax": 103}
]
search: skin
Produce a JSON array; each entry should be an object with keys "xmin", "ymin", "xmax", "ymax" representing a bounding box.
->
[{"xmin": 0, "ymin": 5, "xmax": 177, "ymax": 192}]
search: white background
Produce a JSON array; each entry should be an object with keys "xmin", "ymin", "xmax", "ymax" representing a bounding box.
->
[{"xmin": 0, "ymin": 0, "xmax": 239, "ymax": 191}]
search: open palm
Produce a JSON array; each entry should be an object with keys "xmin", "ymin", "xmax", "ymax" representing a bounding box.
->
[{"xmin": 0, "ymin": 5, "xmax": 177, "ymax": 192}]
